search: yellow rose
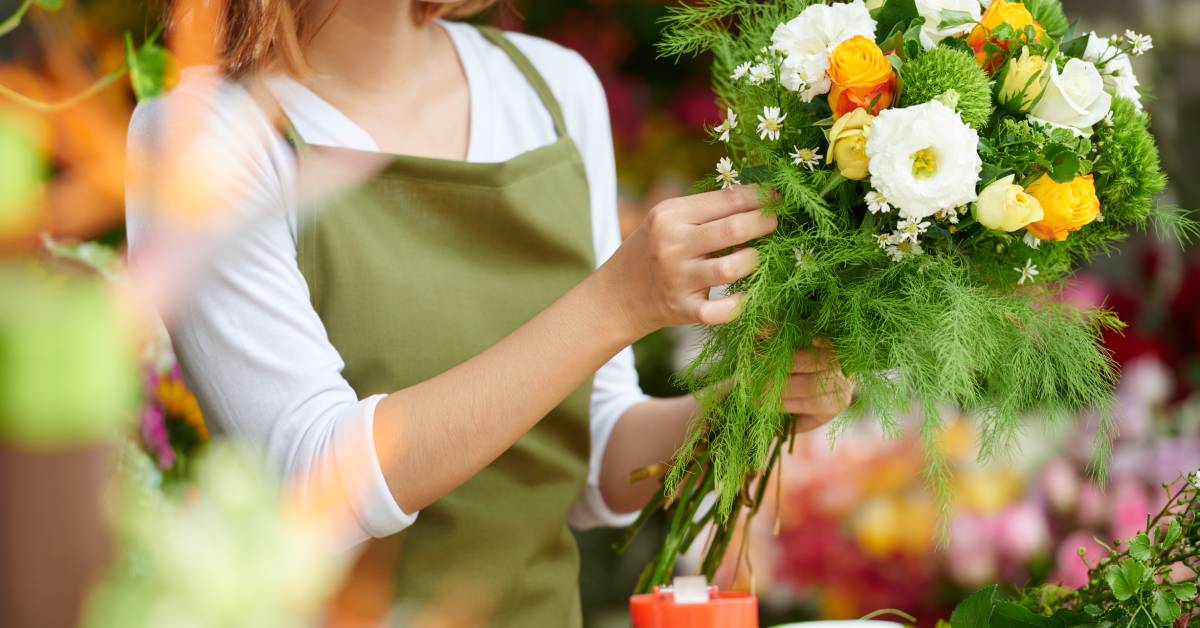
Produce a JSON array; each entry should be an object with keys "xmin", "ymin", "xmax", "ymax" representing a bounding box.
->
[
  {"xmin": 967, "ymin": 0, "xmax": 1045, "ymax": 73},
  {"xmin": 1026, "ymin": 173, "xmax": 1101, "ymax": 241},
  {"xmin": 974, "ymin": 174, "xmax": 1044, "ymax": 232},
  {"xmin": 825, "ymin": 107, "xmax": 874, "ymax": 180},
  {"xmin": 997, "ymin": 47, "xmax": 1048, "ymax": 113},
  {"xmin": 827, "ymin": 36, "xmax": 896, "ymax": 119}
]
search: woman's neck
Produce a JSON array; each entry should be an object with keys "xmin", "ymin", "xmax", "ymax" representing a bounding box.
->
[
  {"xmin": 296, "ymin": 0, "xmax": 471, "ymax": 159},
  {"xmin": 303, "ymin": 0, "xmax": 443, "ymax": 97}
]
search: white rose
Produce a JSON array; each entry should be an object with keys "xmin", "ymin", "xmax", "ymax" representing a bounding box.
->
[
  {"xmin": 1084, "ymin": 32, "xmax": 1142, "ymax": 109},
  {"xmin": 1027, "ymin": 59, "xmax": 1113, "ymax": 135},
  {"xmin": 866, "ymin": 101, "xmax": 982, "ymax": 220},
  {"xmin": 914, "ymin": 0, "xmax": 982, "ymax": 49},
  {"xmin": 771, "ymin": 0, "xmax": 876, "ymax": 58},
  {"xmin": 779, "ymin": 53, "xmax": 832, "ymax": 102}
]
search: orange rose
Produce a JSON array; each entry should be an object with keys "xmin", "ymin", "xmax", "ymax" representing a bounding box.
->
[
  {"xmin": 1025, "ymin": 173, "xmax": 1101, "ymax": 241},
  {"xmin": 827, "ymin": 36, "xmax": 896, "ymax": 119},
  {"xmin": 967, "ymin": 0, "xmax": 1045, "ymax": 73}
]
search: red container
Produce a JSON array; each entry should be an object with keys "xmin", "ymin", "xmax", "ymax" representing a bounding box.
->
[{"xmin": 629, "ymin": 583, "xmax": 758, "ymax": 628}]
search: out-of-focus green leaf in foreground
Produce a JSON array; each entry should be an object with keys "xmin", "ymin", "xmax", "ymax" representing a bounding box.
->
[
  {"xmin": 0, "ymin": 266, "xmax": 139, "ymax": 446},
  {"xmin": 0, "ymin": 111, "xmax": 44, "ymax": 238}
]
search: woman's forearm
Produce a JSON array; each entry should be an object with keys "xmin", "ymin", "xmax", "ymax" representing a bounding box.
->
[
  {"xmin": 598, "ymin": 395, "xmax": 697, "ymax": 513},
  {"xmin": 374, "ymin": 266, "xmax": 640, "ymax": 513}
]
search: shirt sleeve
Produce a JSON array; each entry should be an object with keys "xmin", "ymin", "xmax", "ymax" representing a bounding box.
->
[
  {"xmin": 537, "ymin": 47, "xmax": 650, "ymax": 529},
  {"xmin": 125, "ymin": 71, "xmax": 414, "ymax": 548}
]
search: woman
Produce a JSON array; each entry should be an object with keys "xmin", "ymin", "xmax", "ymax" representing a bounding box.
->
[{"xmin": 126, "ymin": 0, "xmax": 853, "ymax": 625}]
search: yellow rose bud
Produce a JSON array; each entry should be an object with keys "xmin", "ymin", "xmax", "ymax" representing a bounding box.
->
[
  {"xmin": 997, "ymin": 47, "xmax": 1048, "ymax": 113},
  {"xmin": 1026, "ymin": 173, "xmax": 1101, "ymax": 241},
  {"xmin": 827, "ymin": 36, "xmax": 897, "ymax": 119},
  {"xmin": 974, "ymin": 174, "xmax": 1044, "ymax": 232},
  {"xmin": 967, "ymin": 0, "xmax": 1045, "ymax": 73},
  {"xmin": 825, "ymin": 107, "xmax": 874, "ymax": 180}
]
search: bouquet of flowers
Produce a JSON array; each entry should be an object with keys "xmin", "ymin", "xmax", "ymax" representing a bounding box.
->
[{"xmin": 621, "ymin": 0, "xmax": 1195, "ymax": 592}]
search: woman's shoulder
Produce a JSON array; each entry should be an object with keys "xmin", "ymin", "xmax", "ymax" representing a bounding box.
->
[{"xmin": 449, "ymin": 22, "xmax": 607, "ymax": 113}]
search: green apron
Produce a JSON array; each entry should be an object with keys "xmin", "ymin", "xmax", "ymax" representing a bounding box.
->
[{"xmin": 284, "ymin": 26, "xmax": 595, "ymax": 627}]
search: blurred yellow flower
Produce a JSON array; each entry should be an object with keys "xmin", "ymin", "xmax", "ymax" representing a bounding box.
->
[
  {"xmin": 158, "ymin": 375, "xmax": 208, "ymax": 440},
  {"xmin": 852, "ymin": 494, "xmax": 937, "ymax": 557}
]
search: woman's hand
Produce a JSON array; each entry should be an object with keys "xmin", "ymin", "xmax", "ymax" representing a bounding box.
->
[
  {"xmin": 600, "ymin": 185, "xmax": 775, "ymax": 339},
  {"xmin": 783, "ymin": 340, "xmax": 855, "ymax": 433}
]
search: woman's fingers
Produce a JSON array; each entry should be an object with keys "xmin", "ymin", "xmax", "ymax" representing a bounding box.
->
[
  {"xmin": 792, "ymin": 346, "xmax": 839, "ymax": 373},
  {"xmin": 692, "ymin": 292, "xmax": 745, "ymax": 326},
  {"xmin": 782, "ymin": 391, "xmax": 850, "ymax": 417},
  {"xmin": 691, "ymin": 209, "xmax": 778, "ymax": 255},
  {"xmin": 677, "ymin": 185, "xmax": 763, "ymax": 224},
  {"xmin": 789, "ymin": 413, "xmax": 838, "ymax": 433},
  {"xmin": 783, "ymin": 372, "xmax": 850, "ymax": 399},
  {"xmin": 693, "ymin": 247, "xmax": 759, "ymax": 287}
]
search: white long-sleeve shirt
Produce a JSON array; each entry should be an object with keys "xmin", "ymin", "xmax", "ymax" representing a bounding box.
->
[{"xmin": 125, "ymin": 21, "xmax": 647, "ymax": 547}]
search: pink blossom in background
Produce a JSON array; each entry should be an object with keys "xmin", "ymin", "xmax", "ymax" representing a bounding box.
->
[
  {"xmin": 1109, "ymin": 479, "xmax": 1151, "ymax": 542},
  {"xmin": 1059, "ymin": 274, "xmax": 1107, "ymax": 310},
  {"xmin": 1040, "ymin": 459, "xmax": 1080, "ymax": 515},
  {"xmin": 1076, "ymin": 482, "xmax": 1108, "ymax": 528},
  {"xmin": 1051, "ymin": 531, "xmax": 1106, "ymax": 588},
  {"xmin": 994, "ymin": 502, "xmax": 1051, "ymax": 564},
  {"xmin": 140, "ymin": 404, "xmax": 174, "ymax": 470},
  {"xmin": 947, "ymin": 514, "xmax": 999, "ymax": 586},
  {"xmin": 668, "ymin": 80, "xmax": 720, "ymax": 130}
]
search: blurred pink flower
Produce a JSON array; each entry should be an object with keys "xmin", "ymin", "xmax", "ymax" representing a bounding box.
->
[
  {"xmin": 1040, "ymin": 459, "xmax": 1079, "ymax": 515},
  {"xmin": 1050, "ymin": 531, "xmax": 1106, "ymax": 588},
  {"xmin": 1060, "ymin": 274, "xmax": 1107, "ymax": 310},
  {"xmin": 947, "ymin": 514, "xmax": 999, "ymax": 586},
  {"xmin": 1109, "ymin": 479, "xmax": 1151, "ymax": 542},
  {"xmin": 1076, "ymin": 480, "xmax": 1108, "ymax": 528},
  {"xmin": 994, "ymin": 502, "xmax": 1051, "ymax": 563},
  {"xmin": 140, "ymin": 404, "xmax": 175, "ymax": 470}
]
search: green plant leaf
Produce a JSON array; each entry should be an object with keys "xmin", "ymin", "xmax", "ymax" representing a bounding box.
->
[
  {"xmin": 1172, "ymin": 582, "xmax": 1198, "ymax": 601},
  {"xmin": 125, "ymin": 32, "xmax": 170, "ymax": 101},
  {"xmin": 1163, "ymin": 518, "xmax": 1182, "ymax": 547},
  {"xmin": 992, "ymin": 602, "xmax": 1053, "ymax": 627},
  {"xmin": 874, "ymin": 0, "xmax": 918, "ymax": 45},
  {"xmin": 34, "ymin": 0, "xmax": 63, "ymax": 9},
  {"xmin": 951, "ymin": 585, "xmax": 997, "ymax": 628},
  {"xmin": 1104, "ymin": 561, "xmax": 1139, "ymax": 601},
  {"xmin": 1152, "ymin": 590, "xmax": 1181, "ymax": 624},
  {"xmin": 1044, "ymin": 144, "xmax": 1081, "ymax": 183},
  {"xmin": 937, "ymin": 9, "xmax": 977, "ymax": 30},
  {"xmin": 1127, "ymin": 532, "xmax": 1151, "ymax": 561}
]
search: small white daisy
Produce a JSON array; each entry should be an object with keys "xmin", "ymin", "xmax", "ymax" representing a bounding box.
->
[
  {"xmin": 731, "ymin": 61, "xmax": 752, "ymax": 82},
  {"xmin": 1015, "ymin": 258, "xmax": 1039, "ymax": 285},
  {"xmin": 756, "ymin": 106, "xmax": 786, "ymax": 141},
  {"xmin": 1125, "ymin": 30, "xmax": 1153, "ymax": 55},
  {"xmin": 885, "ymin": 239, "xmax": 923, "ymax": 261},
  {"xmin": 874, "ymin": 233, "xmax": 895, "ymax": 249},
  {"xmin": 865, "ymin": 191, "xmax": 891, "ymax": 215},
  {"xmin": 748, "ymin": 63, "xmax": 775, "ymax": 85},
  {"xmin": 1023, "ymin": 231, "xmax": 1041, "ymax": 249},
  {"xmin": 715, "ymin": 157, "xmax": 740, "ymax": 190},
  {"xmin": 1191, "ymin": 469, "xmax": 1200, "ymax": 490},
  {"xmin": 793, "ymin": 246, "xmax": 814, "ymax": 270},
  {"xmin": 790, "ymin": 146, "xmax": 822, "ymax": 170},
  {"xmin": 895, "ymin": 217, "xmax": 931, "ymax": 243},
  {"xmin": 715, "ymin": 109, "xmax": 738, "ymax": 143}
]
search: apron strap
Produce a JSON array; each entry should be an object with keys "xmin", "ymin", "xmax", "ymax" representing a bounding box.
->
[{"xmin": 475, "ymin": 25, "xmax": 569, "ymax": 139}]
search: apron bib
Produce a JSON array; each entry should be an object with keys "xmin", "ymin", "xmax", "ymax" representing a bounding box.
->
[{"xmin": 285, "ymin": 26, "xmax": 595, "ymax": 627}]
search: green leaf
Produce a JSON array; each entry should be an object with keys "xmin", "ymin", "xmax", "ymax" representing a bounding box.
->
[
  {"xmin": 125, "ymin": 32, "xmax": 170, "ymax": 101},
  {"xmin": 874, "ymin": 0, "xmax": 918, "ymax": 46},
  {"xmin": 937, "ymin": 9, "xmax": 977, "ymax": 30},
  {"xmin": 1163, "ymin": 518, "xmax": 1182, "ymax": 547},
  {"xmin": 951, "ymin": 585, "xmax": 997, "ymax": 628},
  {"xmin": 1104, "ymin": 560, "xmax": 1144, "ymax": 601},
  {"xmin": 1152, "ymin": 590, "xmax": 1182, "ymax": 624},
  {"xmin": 1128, "ymin": 532, "xmax": 1151, "ymax": 561},
  {"xmin": 34, "ymin": 0, "xmax": 63, "ymax": 9},
  {"xmin": 903, "ymin": 18, "xmax": 925, "ymax": 60},
  {"xmin": 1083, "ymin": 604, "xmax": 1102, "ymax": 616},
  {"xmin": 1043, "ymin": 144, "xmax": 1080, "ymax": 183},
  {"xmin": 992, "ymin": 602, "xmax": 1053, "ymax": 627},
  {"xmin": 1172, "ymin": 582, "xmax": 1198, "ymax": 601},
  {"xmin": 1059, "ymin": 35, "xmax": 1089, "ymax": 58},
  {"xmin": 0, "ymin": 113, "xmax": 43, "ymax": 233}
]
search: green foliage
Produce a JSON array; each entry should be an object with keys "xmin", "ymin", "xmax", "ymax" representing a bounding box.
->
[
  {"xmin": 954, "ymin": 475, "xmax": 1200, "ymax": 626},
  {"xmin": 899, "ymin": 46, "xmax": 994, "ymax": 129},
  {"xmin": 1094, "ymin": 98, "xmax": 1167, "ymax": 225},
  {"xmin": 1022, "ymin": 0, "xmax": 1069, "ymax": 41},
  {"xmin": 125, "ymin": 32, "xmax": 169, "ymax": 101}
]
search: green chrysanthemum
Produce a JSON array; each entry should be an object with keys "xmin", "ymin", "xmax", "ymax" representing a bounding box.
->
[
  {"xmin": 1095, "ymin": 98, "xmax": 1167, "ymax": 223},
  {"xmin": 899, "ymin": 47, "xmax": 994, "ymax": 129}
]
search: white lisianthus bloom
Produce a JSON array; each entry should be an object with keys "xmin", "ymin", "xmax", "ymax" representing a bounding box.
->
[
  {"xmin": 914, "ymin": 0, "xmax": 981, "ymax": 49},
  {"xmin": 770, "ymin": 0, "xmax": 875, "ymax": 99},
  {"xmin": 1083, "ymin": 32, "xmax": 1142, "ymax": 110},
  {"xmin": 779, "ymin": 53, "xmax": 832, "ymax": 102},
  {"xmin": 866, "ymin": 101, "xmax": 982, "ymax": 221},
  {"xmin": 1027, "ymin": 59, "xmax": 1113, "ymax": 135}
]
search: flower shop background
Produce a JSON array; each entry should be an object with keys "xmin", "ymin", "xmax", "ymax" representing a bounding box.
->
[{"xmin": 0, "ymin": 0, "xmax": 1198, "ymax": 627}]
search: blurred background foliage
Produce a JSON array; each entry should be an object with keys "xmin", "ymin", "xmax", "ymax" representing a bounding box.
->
[{"xmin": 0, "ymin": 0, "xmax": 1198, "ymax": 626}]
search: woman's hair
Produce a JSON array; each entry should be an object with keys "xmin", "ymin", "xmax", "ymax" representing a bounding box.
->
[{"xmin": 217, "ymin": 0, "xmax": 500, "ymax": 78}]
